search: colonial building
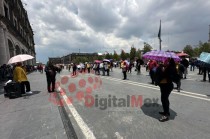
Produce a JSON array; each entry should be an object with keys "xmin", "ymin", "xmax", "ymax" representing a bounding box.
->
[
  {"xmin": 49, "ymin": 52, "xmax": 99, "ymax": 64},
  {"xmin": 0, "ymin": 0, "xmax": 36, "ymax": 65}
]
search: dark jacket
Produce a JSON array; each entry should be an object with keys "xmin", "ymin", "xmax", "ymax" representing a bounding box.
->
[
  {"xmin": 155, "ymin": 64, "xmax": 176, "ymax": 85},
  {"xmin": 45, "ymin": 65, "xmax": 57, "ymax": 78},
  {"xmin": 181, "ymin": 59, "xmax": 189, "ymax": 68}
]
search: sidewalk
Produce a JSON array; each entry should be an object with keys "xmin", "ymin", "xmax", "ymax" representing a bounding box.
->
[{"xmin": 0, "ymin": 72, "xmax": 68, "ymax": 139}]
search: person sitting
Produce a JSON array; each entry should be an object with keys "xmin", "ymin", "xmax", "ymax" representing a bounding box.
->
[{"xmin": 13, "ymin": 62, "xmax": 32, "ymax": 95}]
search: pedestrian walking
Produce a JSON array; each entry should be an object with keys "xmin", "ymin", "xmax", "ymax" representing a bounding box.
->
[
  {"xmin": 68, "ymin": 64, "xmax": 71, "ymax": 72},
  {"xmin": 87, "ymin": 63, "xmax": 91, "ymax": 73},
  {"xmin": 175, "ymin": 62, "xmax": 184, "ymax": 92},
  {"xmin": 180, "ymin": 58, "xmax": 189, "ymax": 79},
  {"xmin": 72, "ymin": 63, "xmax": 77, "ymax": 76},
  {"xmin": 13, "ymin": 62, "xmax": 32, "ymax": 95},
  {"xmin": 45, "ymin": 61, "xmax": 58, "ymax": 93},
  {"xmin": 122, "ymin": 61, "xmax": 127, "ymax": 80}
]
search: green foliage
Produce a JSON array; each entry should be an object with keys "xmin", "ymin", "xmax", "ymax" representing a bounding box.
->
[
  {"xmin": 183, "ymin": 45, "xmax": 194, "ymax": 57},
  {"xmin": 120, "ymin": 49, "xmax": 127, "ymax": 60},
  {"xmin": 113, "ymin": 51, "xmax": 119, "ymax": 61},
  {"xmin": 182, "ymin": 41, "xmax": 210, "ymax": 57},
  {"xmin": 193, "ymin": 47, "xmax": 200, "ymax": 57},
  {"xmin": 105, "ymin": 53, "xmax": 112, "ymax": 59},
  {"xmin": 143, "ymin": 42, "xmax": 152, "ymax": 54},
  {"xmin": 130, "ymin": 45, "xmax": 136, "ymax": 61},
  {"xmin": 199, "ymin": 42, "xmax": 210, "ymax": 53},
  {"xmin": 136, "ymin": 49, "xmax": 142, "ymax": 59}
]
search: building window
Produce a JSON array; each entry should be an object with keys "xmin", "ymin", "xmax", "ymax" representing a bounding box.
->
[
  {"xmin": 20, "ymin": 26, "xmax": 23, "ymax": 36},
  {"xmin": 4, "ymin": 5, "xmax": 9, "ymax": 19},
  {"xmin": 14, "ymin": 18, "xmax": 17, "ymax": 28}
]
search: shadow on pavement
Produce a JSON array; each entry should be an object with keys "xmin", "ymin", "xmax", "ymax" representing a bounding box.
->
[
  {"xmin": 141, "ymin": 103, "xmax": 177, "ymax": 120},
  {"xmin": 22, "ymin": 91, "xmax": 41, "ymax": 99},
  {"xmin": 31, "ymin": 91, "xmax": 41, "ymax": 95}
]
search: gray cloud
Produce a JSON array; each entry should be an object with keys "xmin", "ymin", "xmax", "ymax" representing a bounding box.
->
[{"xmin": 22, "ymin": 0, "xmax": 210, "ymax": 63}]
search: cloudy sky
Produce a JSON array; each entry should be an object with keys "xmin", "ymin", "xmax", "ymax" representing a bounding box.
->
[{"xmin": 22, "ymin": 0, "xmax": 210, "ymax": 63}]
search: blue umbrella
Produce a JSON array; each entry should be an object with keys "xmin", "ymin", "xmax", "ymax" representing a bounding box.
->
[
  {"xmin": 197, "ymin": 52, "xmax": 210, "ymax": 68},
  {"xmin": 198, "ymin": 52, "xmax": 210, "ymax": 64}
]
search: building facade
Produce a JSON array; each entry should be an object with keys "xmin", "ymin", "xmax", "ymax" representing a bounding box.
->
[
  {"xmin": 0, "ymin": 0, "xmax": 36, "ymax": 65},
  {"xmin": 49, "ymin": 53, "xmax": 99, "ymax": 64}
]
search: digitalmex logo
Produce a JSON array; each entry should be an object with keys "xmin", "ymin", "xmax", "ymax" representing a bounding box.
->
[{"xmin": 48, "ymin": 70, "xmax": 103, "ymax": 107}]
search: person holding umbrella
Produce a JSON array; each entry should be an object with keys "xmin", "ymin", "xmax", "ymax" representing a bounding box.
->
[
  {"xmin": 155, "ymin": 58, "xmax": 176, "ymax": 122},
  {"xmin": 13, "ymin": 62, "xmax": 32, "ymax": 95}
]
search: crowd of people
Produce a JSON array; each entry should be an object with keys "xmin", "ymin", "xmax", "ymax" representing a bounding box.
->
[
  {"xmin": 0, "ymin": 64, "xmax": 35, "ymax": 82},
  {"xmin": 2, "ymin": 57, "xmax": 210, "ymax": 122}
]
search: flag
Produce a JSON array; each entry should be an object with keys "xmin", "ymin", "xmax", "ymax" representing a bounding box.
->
[{"xmin": 158, "ymin": 20, "xmax": 161, "ymax": 41}]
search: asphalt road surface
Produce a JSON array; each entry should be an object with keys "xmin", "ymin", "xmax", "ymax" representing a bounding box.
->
[
  {"xmin": 55, "ymin": 67, "xmax": 210, "ymax": 139},
  {"xmin": 1, "ymin": 67, "xmax": 209, "ymax": 139}
]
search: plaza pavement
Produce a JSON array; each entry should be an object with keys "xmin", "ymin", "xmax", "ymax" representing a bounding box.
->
[{"xmin": 0, "ymin": 72, "xmax": 69, "ymax": 139}]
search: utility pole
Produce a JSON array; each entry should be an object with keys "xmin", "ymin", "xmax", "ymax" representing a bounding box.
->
[{"xmin": 158, "ymin": 20, "xmax": 162, "ymax": 50}]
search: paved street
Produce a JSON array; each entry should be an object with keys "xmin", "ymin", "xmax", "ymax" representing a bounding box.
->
[
  {"xmin": 0, "ymin": 67, "xmax": 210, "ymax": 139},
  {"xmin": 57, "ymin": 67, "xmax": 210, "ymax": 139},
  {"xmin": 0, "ymin": 73, "xmax": 68, "ymax": 139}
]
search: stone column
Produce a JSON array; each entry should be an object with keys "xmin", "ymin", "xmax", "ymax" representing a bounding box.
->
[
  {"xmin": 0, "ymin": 25, "xmax": 8, "ymax": 65},
  {"xmin": 5, "ymin": 31, "xmax": 10, "ymax": 61}
]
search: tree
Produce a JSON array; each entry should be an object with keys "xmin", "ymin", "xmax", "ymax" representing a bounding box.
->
[
  {"xmin": 183, "ymin": 45, "xmax": 194, "ymax": 57},
  {"xmin": 136, "ymin": 49, "xmax": 142, "ymax": 59},
  {"xmin": 142, "ymin": 42, "xmax": 152, "ymax": 54},
  {"xmin": 199, "ymin": 42, "xmax": 210, "ymax": 53},
  {"xmin": 113, "ymin": 50, "xmax": 119, "ymax": 61},
  {"xmin": 120, "ymin": 49, "xmax": 126, "ymax": 60},
  {"xmin": 130, "ymin": 45, "xmax": 136, "ymax": 61},
  {"xmin": 193, "ymin": 47, "xmax": 200, "ymax": 57},
  {"xmin": 105, "ymin": 53, "xmax": 112, "ymax": 59}
]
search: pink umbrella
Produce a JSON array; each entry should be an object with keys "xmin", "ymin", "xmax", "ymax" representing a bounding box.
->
[
  {"xmin": 143, "ymin": 50, "xmax": 181, "ymax": 61},
  {"xmin": 94, "ymin": 60, "xmax": 102, "ymax": 63},
  {"xmin": 176, "ymin": 52, "xmax": 189, "ymax": 57},
  {"xmin": 7, "ymin": 54, "xmax": 34, "ymax": 64}
]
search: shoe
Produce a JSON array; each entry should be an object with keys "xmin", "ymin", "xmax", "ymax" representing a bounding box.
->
[
  {"xmin": 26, "ymin": 91, "xmax": 33, "ymax": 94},
  {"xmin": 159, "ymin": 112, "xmax": 170, "ymax": 116},
  {"xmin": 159, "ymin": 115, "xmax": 169, "ymax": 122}
]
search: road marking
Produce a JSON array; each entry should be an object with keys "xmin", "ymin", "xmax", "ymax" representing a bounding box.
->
[
  {"xmin": 100, "ymin": 76, "xmax": 210, "ymax": 102},
  {"xmin": 58, "ymin": 87, "xmax": 96, "ymax": 139}
]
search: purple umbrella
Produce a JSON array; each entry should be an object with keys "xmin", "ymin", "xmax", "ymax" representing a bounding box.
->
[{"xmin": 143, "ymin": 50, "xmax": 181, "ymax": 62}]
